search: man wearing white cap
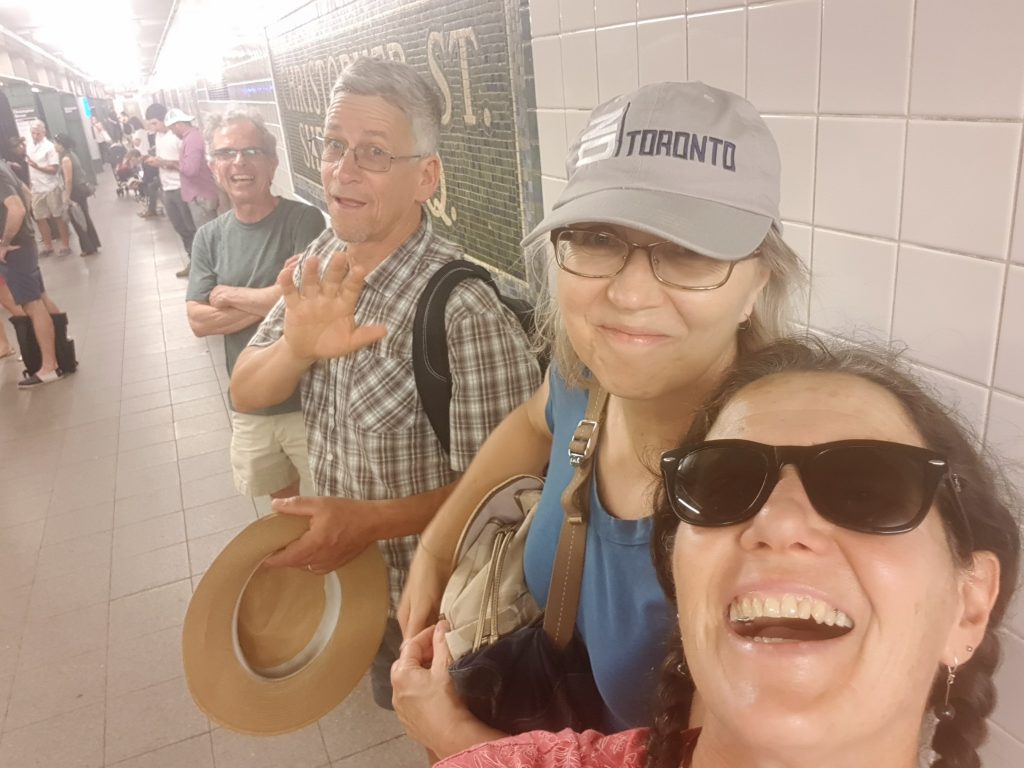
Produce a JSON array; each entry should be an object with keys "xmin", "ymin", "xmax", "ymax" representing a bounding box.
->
[
  {"xmin": 166, "ymin": 107, "xmax": 220, "ymax": 244},
  {"xmin": 145, "ymin": 103, "xmax": 196, "ymax": 278}
]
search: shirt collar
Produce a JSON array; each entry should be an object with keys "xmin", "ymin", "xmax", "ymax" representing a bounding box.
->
[{"xmin": 358, "ymin": 210, "xmax": 434, "ymax": 294}]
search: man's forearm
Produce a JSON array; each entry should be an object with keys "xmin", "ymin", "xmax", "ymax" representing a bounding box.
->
[
  {"xmin": 221, "ymin": 285, "xmax": 281, "ymax": 318},
  {"xmin": 363, "ymin": 482, "xmax": 459, "ymax": 541},
  {"xmin": 186, "ymin": 301, "xmax": 261, "ymax": 337},
  {"xmin": 3, "ymin": 198, "xmax": 25, "ymax": 242},
  {"xmin": 230, "ymin": 338, "xmax": 312, "ymax": 412}
]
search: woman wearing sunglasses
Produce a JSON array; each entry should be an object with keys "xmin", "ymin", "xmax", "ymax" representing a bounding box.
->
[
  {"xmin": 429, "ymin": 337, "xmax": 1020, "ymax": 768},
  {"xmin": 394, "ymin": 82, "xmax": 803, "ymax": 746}
]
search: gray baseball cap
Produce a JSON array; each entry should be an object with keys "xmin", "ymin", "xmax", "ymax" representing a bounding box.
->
[{"xmin": 524, "ymin": 81, "xmax": 781, "ymax": 261}]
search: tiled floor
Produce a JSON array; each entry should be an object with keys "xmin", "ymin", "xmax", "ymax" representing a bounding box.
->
[{"xmin": 0, "ymin": 176, "xmax": 425, "ymax": 767}]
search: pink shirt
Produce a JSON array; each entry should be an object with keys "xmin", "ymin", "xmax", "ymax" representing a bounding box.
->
[
  {"xmin": 436, "ymin": 728, "xmax": 699, "ymax": 768},
  {"xmin": 178, "ymin": 125, "xmax": 219, "ymax": 204}
]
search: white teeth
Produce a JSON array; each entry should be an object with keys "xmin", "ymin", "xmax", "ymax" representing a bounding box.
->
[
  {"xmin": 798, "ymin": 597, "xmax": 812, "ymax": 620},
  {"xmin": 730, "ymin": 593, "xmax": 854, "ymax": 630},
  {"xmin": 781, "ymin": 594, "xmax": 798, "ymax": 618}
]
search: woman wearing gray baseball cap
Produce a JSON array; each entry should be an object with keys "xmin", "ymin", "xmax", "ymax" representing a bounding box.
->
[{"xmin": 393, "ymin": 81, "xmax": 804, "ymax": 753}]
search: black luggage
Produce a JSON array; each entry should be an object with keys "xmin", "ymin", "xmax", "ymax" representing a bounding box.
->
[{"xmin": 9, "ymin": 313, "xmax": 78, "ymax": 378}]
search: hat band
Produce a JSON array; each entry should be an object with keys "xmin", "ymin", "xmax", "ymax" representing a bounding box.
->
[{"xmin": 231, "ymin": 569, "xmax": 344, "ymax": 680}]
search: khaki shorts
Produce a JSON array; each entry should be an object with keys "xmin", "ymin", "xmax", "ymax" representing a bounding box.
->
[
  {"xmin": 32, "ymin": 187, "xmax": 65, "ymax": 220},
  {"xmin": 229, "ymin": 410, "xmax": 311, "ymax": 497}
]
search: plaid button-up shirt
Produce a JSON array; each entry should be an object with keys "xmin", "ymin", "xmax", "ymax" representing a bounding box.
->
[{"xmin": 249, "ymin": 215, "xmax": 541, "ymax": 610}]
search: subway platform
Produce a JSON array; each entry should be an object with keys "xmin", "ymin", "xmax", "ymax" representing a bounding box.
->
[{"xmin": 0, "ymin": 174, "xmax": 422, "ymax": 767}]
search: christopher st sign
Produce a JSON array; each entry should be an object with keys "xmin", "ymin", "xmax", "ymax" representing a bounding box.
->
[{"xmin": 267, "ymin": 0, "xmax": 539, "ymax": 279}]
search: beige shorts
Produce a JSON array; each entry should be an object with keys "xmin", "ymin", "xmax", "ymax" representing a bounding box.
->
[
  {"xmin": 32, "ymin": 187, "xmax": 65, "ymax": 220},
  {"xmin": 230, "ymin": 410, "xmax": 311, "ymax": 497}
]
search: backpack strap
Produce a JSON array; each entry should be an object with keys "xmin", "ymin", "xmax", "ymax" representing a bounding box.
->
[{"xmin": 412, "ymin": 260, "xmax": 503, "ymax": 455}]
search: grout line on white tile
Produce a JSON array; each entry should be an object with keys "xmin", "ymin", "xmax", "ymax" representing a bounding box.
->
[{"xmin": 980, "ymin": 127, "xmax": 1024, "ymax": 444}]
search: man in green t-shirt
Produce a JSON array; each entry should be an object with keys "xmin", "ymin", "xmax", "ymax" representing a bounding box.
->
[{"xmin": 186, "ymin": 111, "xmax": 326, "ymax": 500}]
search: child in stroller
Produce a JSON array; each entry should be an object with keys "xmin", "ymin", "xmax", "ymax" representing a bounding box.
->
[{"xmin": 114, "ymin": 148, "xmax": 144, "ymax": 200}]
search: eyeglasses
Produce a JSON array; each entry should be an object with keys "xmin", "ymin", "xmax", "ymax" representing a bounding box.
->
[
  {"xmin": 308, "ymin": 136, "xmax": 423, "ymax": 173},
  {"xmin": 209, "ymin": 147, "xmax": 270, "ymax": 162},
  {"xmin": 551, "ymin": 228, "xmax": 746, "ymax": 290},
  {"xmin": 660, "ymin": 439, "xmax": 968, "ymax": 535}
]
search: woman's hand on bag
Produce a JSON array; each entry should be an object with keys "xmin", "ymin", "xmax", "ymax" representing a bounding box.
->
[
  {"xmin": 397, "ymin": 543, "xmax": 449, "ymax": 638},
  {"xmin": 391, "ymin": 621, "xmax": 505, "ymax": 758}
]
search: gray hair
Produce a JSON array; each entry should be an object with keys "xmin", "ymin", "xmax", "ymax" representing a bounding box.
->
[
  {"xmin": 204, "ymin": 110, "xmax": 278, "ymax": 160},
  {"xmin": 29, "ymin": 120, "xmax": 46, "ymax": 132},
  {"xmin": 329, "ymin": 57, "xmax": 443, "ymax": 155},
  {"xmin": 529, "ymin": 225, "xmax": 808, "ymax": 389}
]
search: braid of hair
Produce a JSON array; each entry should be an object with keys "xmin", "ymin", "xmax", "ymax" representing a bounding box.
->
[
  {"xmin": 929, "ymin": 630, "xmax": 1001, "ymax": 768},
  {"xmin": 645, "ymin": 631, "xmax": 696, "ymax": 768}
]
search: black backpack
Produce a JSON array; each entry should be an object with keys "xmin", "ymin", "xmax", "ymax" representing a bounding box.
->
[{"xmin": 412, "ymin": 260, "xmax": 545, "ymax": 455}]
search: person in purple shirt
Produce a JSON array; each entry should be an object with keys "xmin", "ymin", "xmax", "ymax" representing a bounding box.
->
[{"xmin": 166, "ymin": 107, "xmax": 220, "ymax": 275}]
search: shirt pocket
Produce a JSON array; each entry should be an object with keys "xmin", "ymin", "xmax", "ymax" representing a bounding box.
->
[{"xmin": 347, "ymin": 353, "xmax": 423, "ymax": 434}]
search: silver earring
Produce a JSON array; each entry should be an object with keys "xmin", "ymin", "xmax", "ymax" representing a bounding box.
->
[
  {"xmin": 966, "ymin": 645, "xmax": 974, "ymax": 654},
  {"xmin": 935, "ymin": 657, "xmax": 959, "ymax": 722}
]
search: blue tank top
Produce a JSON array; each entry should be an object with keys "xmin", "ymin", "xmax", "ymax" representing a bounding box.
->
[{"xmin": 522, "ymin": 368, "xmax": 675, "ymax": 731}]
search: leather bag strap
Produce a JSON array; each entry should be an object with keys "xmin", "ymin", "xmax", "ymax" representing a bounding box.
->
[{"xmin": 543, "ymin": 384, "xmax": 609, "ymax": 649}]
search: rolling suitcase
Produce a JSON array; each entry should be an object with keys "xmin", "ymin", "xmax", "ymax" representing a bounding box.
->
[{"xmin": 9, "ymin": 313, "xmax": 78, "ymax": 378}]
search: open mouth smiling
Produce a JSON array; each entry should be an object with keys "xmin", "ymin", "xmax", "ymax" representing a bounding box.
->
[{"xmin": 727, "ymin": 593, "xmax": 855, "ymax": 644}]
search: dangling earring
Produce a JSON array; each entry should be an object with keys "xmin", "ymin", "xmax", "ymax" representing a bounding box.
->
[
  {"xmin": 738, "ymin": 317, "xmax": 751, "ymax": 331},
  {"xmin": 935, "ymin": 657, "xmax": 958, "ymax": 721}
]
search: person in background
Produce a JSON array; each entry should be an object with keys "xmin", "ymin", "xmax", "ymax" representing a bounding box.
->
[
  {"xmin": 0, "ymin": 148, "xmax": 63, "ymax": 386},
  {"xmin": 25, "ymin": 120, "xmax": 71, "ymax": 257},
  {"xmin": 144, "ymin": 103, "xmax": 195, "ymax": 277},
  {"xmin": 130, "ymin": 116, "xmax": 160, "ymax": 218},
  {"xmin": 91, "ymin": 116, "xmax": 112, "ymax": 169},
  {"xmin": 53, "ymin": 133, "xmax": 100, "ymax": 257},
  {"xmin": 165, "ymin": 108, "xmax": 220, "ymax": 248},
  {"xmin": 4, "ymin": 136, "xmax": 30, "ymax": 188},
  {"xmin": 186, "ymin": 110, "xmax": 325, "ymax": 505}
]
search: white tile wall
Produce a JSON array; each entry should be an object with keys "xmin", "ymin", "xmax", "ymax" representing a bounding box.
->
[
  {"xmin": 596, "ymin": 24, "xmax": 639, "ymax": 101},
  {"xmin": 638, "ymin": 17, "xmax": 687, "ymax": 86},
  {"xmin": 639, "ymin": 0, "xmax": 684, "ymax": 20},
  {"xmin": 814, "ymin": 117, "xmax": 904, "ymax": 239},
  {"xmin": 901, "ymin": 121, "xmax": 1021, "ymax": 260},
  {"xmin": 809, "ymin": 229, "xmax": 896, "ymax": 339},
  {"xmin": 909, "ymin": 0, "xmax": 1024, "ymax": 119},
  {"xmin": 531, "ymin": 36, "xmax": 565, "ymax": 108},
  {"xmin": 529, "ymin": 0, "xmax": 560, "ymax": 36},
  {"xmin": 818, "ymin": 0, "xmax": 912, "ymax": 115},
  {"xmin": 527, "ymin": 1, "xmax": 1024, "ymax": 758},
  {"xmin": 892, "ymin": 245, "xmax": 1004, "ymax": 383},
  {"xmin": 687, "ymin": 8, "xmax": 746, "ymax": 95},
  {"xmin": 994, "ymin": 266, "xmax": 1024, "ymax": 398},
  {"xmin": 1012, "ymin": 156, "xmax": 1024, "ymax": 265},
  {"xmin": 596, "ymin": 0, "xmax": 636, "ymax": 26},
  {"xmin": 746, "ymin": 0, "xmax": 820, "ymax": 114},
  {"xmin": 560, "ymin": 31, "xmax": 600, "ymax": 109}
]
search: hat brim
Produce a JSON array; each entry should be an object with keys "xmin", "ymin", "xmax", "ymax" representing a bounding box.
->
[
  {"xmin": 523, "ymin": 188, "xmax": 773, "ymax": 261},
  {"xmin": 182, "ymin": 514, "xmax": 388, "ymax": 735}
]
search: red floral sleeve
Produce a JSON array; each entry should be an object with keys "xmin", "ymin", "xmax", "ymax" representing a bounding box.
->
[{"xmin": 437, "ymin": 728, "xmax": 651, "ymax": 768}]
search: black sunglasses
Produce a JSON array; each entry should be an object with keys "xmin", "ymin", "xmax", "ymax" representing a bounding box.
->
[{"xmin": 660, "ymin": 439, "xmax": 967, "ymax": 535}]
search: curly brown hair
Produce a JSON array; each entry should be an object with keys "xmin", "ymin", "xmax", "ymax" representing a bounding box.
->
[{"xmin": 646, "ymin": 336, "xmax": 1021, "ymax": 768}]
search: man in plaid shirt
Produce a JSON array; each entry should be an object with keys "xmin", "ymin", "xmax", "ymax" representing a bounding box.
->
[{"xmin": 230, "ymin": 58, "xmax": 540, "ymax": 709}]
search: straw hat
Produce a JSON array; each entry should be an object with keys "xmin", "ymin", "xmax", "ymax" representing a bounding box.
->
[{"xmin": 182, "ymin": 513, "xmax": 388, "ymax": 735}]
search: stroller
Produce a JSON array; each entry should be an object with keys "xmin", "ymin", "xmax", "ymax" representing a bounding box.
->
[{"xmin": 113, "ymin": 147, "xmax": 144, "ymax": 201}]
